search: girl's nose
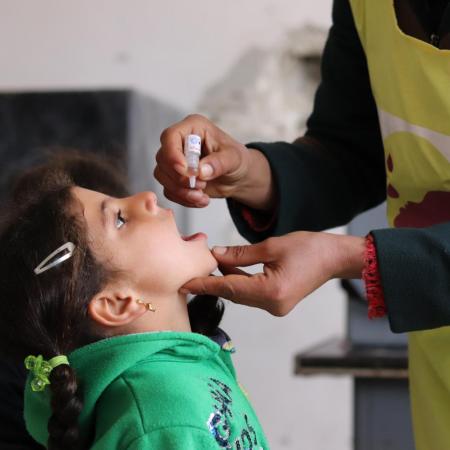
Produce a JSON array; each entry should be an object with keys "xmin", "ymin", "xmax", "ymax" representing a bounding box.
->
[{"xmin": 143, "ymin": 191, "xmax": 158, "ymax": 213}]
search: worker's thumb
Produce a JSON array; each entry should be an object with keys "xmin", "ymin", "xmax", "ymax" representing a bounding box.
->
[
  {"xmin": 212, "ymin": 243, "xmax": 267, "ymax": 267},
  {"xmin": 198, "ymin": 150, "xmax": 240, "ymax": 181}
]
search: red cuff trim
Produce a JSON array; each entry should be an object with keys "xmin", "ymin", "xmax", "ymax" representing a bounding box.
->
[
  {"xmin": 362, "ymin": 234, "xmax": 387, "ymax": 319},
  {"xmin": 241, "ymin": 205, "xmax": 277, "ymax": 232}
]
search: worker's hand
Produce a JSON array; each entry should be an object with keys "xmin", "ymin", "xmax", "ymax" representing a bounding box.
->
[
  {"xmin": 180, "ymin": 231, "xmax": 366, "ymax": 316},
  {"xmin": 155, "ymin": 114, "xmax": 276, "ymax": 210},
  {"xmin": 154, "ymin": 114, "xmax": 251, "ymax": 208}
]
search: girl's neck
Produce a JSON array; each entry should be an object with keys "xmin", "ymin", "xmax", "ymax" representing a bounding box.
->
[
  {"xmin": 160, "ymin": 292, "xmax": 192, "ymax": 332},
  {"xmin": 127, "ymin": 292, "xmax": 192, "ymax": 334}
]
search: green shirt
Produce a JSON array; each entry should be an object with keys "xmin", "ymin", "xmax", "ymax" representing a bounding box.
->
[{"xmin": 24, "ymin": 331, "xmax": 269, "ymax": 449}]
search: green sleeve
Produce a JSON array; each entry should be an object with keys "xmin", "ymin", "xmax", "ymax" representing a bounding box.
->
[
  {"xmin": 126, "ymin": 426, "xmax": 218, "ymax": 450},
  {"xmin": 371, "ymin": 222, "xmax": 450, "ymax": 333},
  {"xmin": 227, "ymin": 0, "xmax": 386, "ymax": 243}
]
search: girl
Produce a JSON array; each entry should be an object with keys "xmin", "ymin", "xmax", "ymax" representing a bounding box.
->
[{"xmin": 0, "ymin": 161, "xmax": 268, "ymax": 449}]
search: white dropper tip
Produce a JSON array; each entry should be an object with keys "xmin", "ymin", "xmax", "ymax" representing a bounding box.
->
[{"xmin": 189, "ymin": 176, "xmax": 196, "ymax": 189}]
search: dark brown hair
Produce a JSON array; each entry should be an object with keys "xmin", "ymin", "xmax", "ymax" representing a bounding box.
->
[{"xmin": 0, "ymin": 151, "xmax": 223, "ymax": 449}]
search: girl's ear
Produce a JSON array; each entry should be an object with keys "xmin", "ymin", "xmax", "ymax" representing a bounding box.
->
[{"xmin": 88, "ymin": 290, "xmax": 146, "ymax": 328}]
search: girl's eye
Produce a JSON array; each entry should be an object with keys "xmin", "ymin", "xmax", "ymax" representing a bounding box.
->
[{"xmin": 115, "ymin": 210, "xmax": 127, "ymax": 230}]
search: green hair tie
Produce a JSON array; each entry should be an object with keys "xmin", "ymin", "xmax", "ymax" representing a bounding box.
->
[{"xmin": 24, "ymin": 354, "xmax": 70, "ymax": 392}]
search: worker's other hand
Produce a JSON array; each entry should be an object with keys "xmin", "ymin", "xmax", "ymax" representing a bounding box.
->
[
  {"xmin": 154, "ymin": 114, "xmax": 250, "ymax": 208},
  {"xmin": 180, "ymin": 231, "xmax": 365, "ymax": 316}
]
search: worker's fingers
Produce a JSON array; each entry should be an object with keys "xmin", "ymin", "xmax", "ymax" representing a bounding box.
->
[
  {"xmin": 156, "ymin": 115, "xmax": 250, "ymax": 206},
  {"xmin": 156, "ymin": 137, "xmax": 186, "ymax": 177},
  {"xmin": 197, "ymin": 138, "xmax": 244, "ymax": 182},
  {"xmin": 181, "ymin": 273, "xmax": 273, "ymax": 310},
  {"xmin": 218, "ymin": 264, "xmax": 250, "ymax": 277},
  {"xmin": 162, "ymin": 186, "xmax": 210, "ymax": 208},
  {"xmin": 153, "ymin": 166, "xmax": 206, "ymax": 195},
  {"xmin": 157, "ymin": 114, "xmax": 211, "ymax": 177},
  {"xmin": 211, "ymin": 239, "xmax": 278, "ymax": 267},
  {"xmin": 154, "ymin": 164, "xmax": 189, "ymax": 189},
  {"xmin": 155, "ymin": 166, "xmax": 207, "ymax": 206}
]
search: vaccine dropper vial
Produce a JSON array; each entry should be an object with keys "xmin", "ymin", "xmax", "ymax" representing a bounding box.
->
[{"xmin": 184, "ymin": 134, "xmax": 201, "ymax": 188}]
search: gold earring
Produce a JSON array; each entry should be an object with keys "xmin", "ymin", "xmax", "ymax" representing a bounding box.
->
[{"xmin": 136, "ymin": 299, "xmax": 156, "ymax": 312}]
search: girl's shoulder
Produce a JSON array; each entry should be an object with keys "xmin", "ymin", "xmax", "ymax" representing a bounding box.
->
[
  {"xmin": 94, "ymin": 357, "xmax": 232, "ymax": 443},
  {"xmin": 91, "ymin": 332, "xmax": 269, "ymax": 450}
]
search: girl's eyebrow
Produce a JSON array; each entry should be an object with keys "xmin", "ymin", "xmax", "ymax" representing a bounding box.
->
[{"xmin": 100, "ymin": 196, "xmax": 113, "ymax": 229}]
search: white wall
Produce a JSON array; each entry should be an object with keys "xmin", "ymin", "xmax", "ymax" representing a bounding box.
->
[
  {"xmin": 1, "ymin": 0, "xmax": 332, "ymax": 110},
  {"xmin": 0, "ymin": 2, "xmax": 353, "ymax": 449}
]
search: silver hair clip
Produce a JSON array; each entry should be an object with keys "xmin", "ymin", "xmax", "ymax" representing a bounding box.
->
[{"xmin": 34, "ymin": 242, "xmax": 76, "ymax": 275}]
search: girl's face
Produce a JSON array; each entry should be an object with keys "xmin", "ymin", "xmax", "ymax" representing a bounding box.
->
[{"xmin": 72, "ymin": 187, "xmax": 218, "ymax": 297}]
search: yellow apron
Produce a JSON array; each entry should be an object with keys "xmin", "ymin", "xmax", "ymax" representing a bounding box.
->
[{"xmin": 349, "ymin": 1, "xmax": 450, "ymax": 449}]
